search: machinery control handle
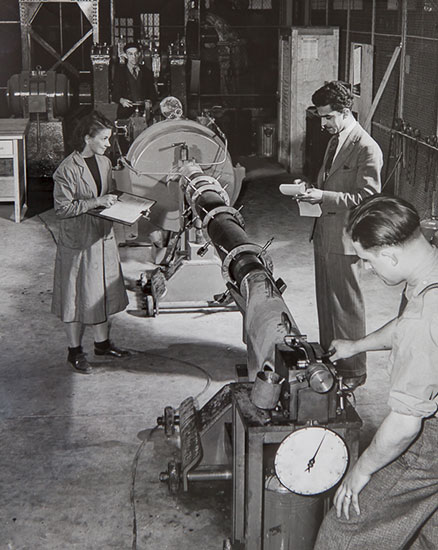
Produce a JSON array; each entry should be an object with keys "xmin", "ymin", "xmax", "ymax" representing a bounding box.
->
[{"xmin": 197, "ymin": 240, "xmax": 212, "ymax": 257}]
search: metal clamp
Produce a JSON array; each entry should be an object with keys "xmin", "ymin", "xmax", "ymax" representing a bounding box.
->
[
  {"xmin": 185, "ymin": 174, "xmax": 218, "ymax": 194},
  {"xmin": 221, "ymin": 243, "xmax": 273, "ymax": 284},
  {"xmin": 189, "ymin": 174, "xmax": 218, "ymax": 185},
  {"xmin": 202, "ymin": 206, "xmax": 244, "ymax": 229},
  {"xmin": 190, "ymin": 184, "xmax": 230, "ymax": 207}
]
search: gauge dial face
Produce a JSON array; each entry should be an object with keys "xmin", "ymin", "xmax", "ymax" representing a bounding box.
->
[{"xmin": 274, "ymin": 427, "xmax": 349, "ymax": 495}]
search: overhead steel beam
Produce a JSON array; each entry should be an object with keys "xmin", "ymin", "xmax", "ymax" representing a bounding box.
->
[
  {"xmin": 18, "ymin": 0, "xmax": 99, "ymax": 72},
  {"xmin": 28, "ymin": 28, "xmax": 80, "ymax": 78},
  {"xmin": 50, "ymin": 29, "xmax": 93, "ymax": 72}
]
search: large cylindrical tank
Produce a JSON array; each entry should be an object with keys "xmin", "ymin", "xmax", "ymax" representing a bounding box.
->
[
  {"xmin": 7, "ymin": 70, "xmax": 71, "ymax": 118},
  {"xmin": 264, "ymin": 475, "xmax": 324, "ymax": 550},
  {"xmin": 124, "ymin": 119, "xmax": 241, "ymax": 232}
]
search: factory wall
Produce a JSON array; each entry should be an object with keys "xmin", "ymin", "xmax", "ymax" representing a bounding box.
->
[
  {"xmin": 309, "ymin": 0, "xmax": 438, "ymax": 219},
  {"xmin": 0, "ymin": 0, "xmax": 437, "ymax": 220},
  {"xmin": 0, "ymin": 0, "xmax": 21, "ymax": 118}
]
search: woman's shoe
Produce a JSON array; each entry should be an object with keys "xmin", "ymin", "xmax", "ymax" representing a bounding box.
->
[
  {"xmin": 67, "ymin": 351, "xmax": 93, "ymax": 374},
  {"xmin": 94, "ymin": 342, "xmax": 131, "ymax": 358}
]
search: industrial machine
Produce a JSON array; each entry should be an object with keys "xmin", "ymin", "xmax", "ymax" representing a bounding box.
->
[
  {"xmin": 113, "ymin": 99, "xmax": 245, "ymax": 314},
  {"xmin": 115, "ymin": 105, "xmax": 361, "ymax": 549},
  {"xmin": 157, "ymin": 349, "xmax": 360, "ymax": 550}
]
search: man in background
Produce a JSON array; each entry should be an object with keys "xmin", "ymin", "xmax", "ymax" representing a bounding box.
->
[
  {"xmin": 297, "ymin": 81, "xmax": 383, "ymax": 389},
  {"xmin": 112, "ymin": 42, "xmax": 157, "ymax": 119}
]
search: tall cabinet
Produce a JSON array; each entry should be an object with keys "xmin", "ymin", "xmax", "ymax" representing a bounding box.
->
[{"xmin": 278, "ymin": 27, "xmax": 339, "ymax": 173}]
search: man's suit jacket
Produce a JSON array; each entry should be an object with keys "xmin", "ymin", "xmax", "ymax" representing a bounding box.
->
[{"xmin": 313, "ymin": 123, "xmax": 383, "ymax": 255}]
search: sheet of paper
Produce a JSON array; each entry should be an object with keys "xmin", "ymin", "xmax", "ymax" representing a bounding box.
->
[
  {"xmin": 98, "ymin": 193, "xmax": 155, "ymax": 225},
  {"xmin": 279, "ymin": 183, "xmax": 306, "ymax": 197},
  {"xmin": 279, "ymin": 183, "xmax": 322, "ymax": 217},
  {"xmin": 298, "ymin": 201, "xmax": 322, "ymax": 217}
]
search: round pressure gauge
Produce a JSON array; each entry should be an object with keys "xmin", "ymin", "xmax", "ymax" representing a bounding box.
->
[{"xmin": 274, "ymin": 426, "xmax": 349, "ymax": 495}]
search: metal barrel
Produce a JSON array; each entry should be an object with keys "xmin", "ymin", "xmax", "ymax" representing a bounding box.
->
[
  {"xmin": 264, "ymin": 476, "xmax": 323, "ymax": 550},
  {"xmin": 180, "ymin": 162, "xmax": 302, "ymax": 373}
]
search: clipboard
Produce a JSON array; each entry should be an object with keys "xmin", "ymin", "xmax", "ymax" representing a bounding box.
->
[{"xmin": 88, "ymin": 190, "xmax": 156, "ymax": 226}]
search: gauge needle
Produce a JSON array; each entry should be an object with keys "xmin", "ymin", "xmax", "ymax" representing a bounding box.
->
[{"xmin": 305, "ymin": 432, "xmax": 327, "ymax": 472}]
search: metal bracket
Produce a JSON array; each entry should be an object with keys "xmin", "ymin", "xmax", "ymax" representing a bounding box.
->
[
  {"xmin": 179, "ymin": 397, "xmax": 203, "ymax": 492},
  {"xmin": 190, "ymin": 183, "xmax": 230, "ymax": 206},
  {"xmin": 185, "ymin": 174, "xmax": 218, "ymax": 191},
  {"xmin": 221, "ymin": 243, "xmax": 273, "ymax": 284},
  {"xmin": 202, "ymin": 205, "xmax": 244, "ymax": 229}
]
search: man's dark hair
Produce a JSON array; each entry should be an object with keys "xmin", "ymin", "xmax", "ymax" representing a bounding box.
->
[
  {"xmin": 346, "ymin": 195, "xmax": 420, "ymax": 249},
  {"xmin": 312, "ymin": 81, "xmax": 354, "ymax": 111},
  {"xmin": 123, "ymin": 42, "xmax": 140, "ymax": 53},
  {"xmin": 70, "ymin": 110, "xmax": 113, "ymax": 152}
]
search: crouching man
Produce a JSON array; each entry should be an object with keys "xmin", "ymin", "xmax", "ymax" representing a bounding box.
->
[{"xmin": 315, "ymin": 195, "xmax": 438, "ymax": 549}]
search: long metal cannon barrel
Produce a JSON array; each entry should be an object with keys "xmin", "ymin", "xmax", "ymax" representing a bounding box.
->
[{"xmin": 179, "ymin": 161, "xmax": 301, "ymax": 373}]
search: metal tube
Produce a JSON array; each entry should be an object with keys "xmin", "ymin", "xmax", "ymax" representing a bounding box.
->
[
  {"xmin": 398, "ymin": 0, "xmax": 408, "ymax": 120},
  {"xmin": 180, "ymin": 162, "xmax": 301, "ymax": 372},
  {"xmin": 240, "ymin": 271, "xmax": 301, "ymax": 371},
  {"xmin": 59, "ymin": 3, "xmax": 64, "ymax": 56},
  {"xmin": 208, "ymin": 215, "xmax": 252, "ymax": 255},
  {"xmin": 182, "ymin": 166, "xmax": 266, "ymax": 284},
  {"xmin": 396, "ymin": 0, "xmax": 408, "ymax": 195},
  {"xmin": 186, "ymin": 469, "xmax": 233, "ymax": 482}
]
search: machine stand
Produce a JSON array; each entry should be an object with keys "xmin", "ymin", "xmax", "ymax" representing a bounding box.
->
[{"xmin": 231, "ymin": 384, "xmax": 361, "ymax": 549}]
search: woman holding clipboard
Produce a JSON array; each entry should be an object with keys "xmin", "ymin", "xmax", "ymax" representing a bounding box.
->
[{"xmin": 51, "ymin": 111, "xmax": 130, "ymax": 374}]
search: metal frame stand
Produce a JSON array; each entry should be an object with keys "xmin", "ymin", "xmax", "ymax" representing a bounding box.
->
[{"xmin": 231, "ymin": 384, "xmax": 361, "ymax": 549}]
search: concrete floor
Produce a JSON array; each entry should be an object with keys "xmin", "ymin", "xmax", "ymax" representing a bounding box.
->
[{"xmin": 0, "ymin": 157, "xmax": 404, "ymax": 550}]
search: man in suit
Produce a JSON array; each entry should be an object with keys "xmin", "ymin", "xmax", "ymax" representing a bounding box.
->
[
  {"xmin": 297, "ymin": 81, "xmax": 383, "ymax": 388},
  {"xmin": 112, "ymin": 42, "xmax": 158, "ymax": 119}
]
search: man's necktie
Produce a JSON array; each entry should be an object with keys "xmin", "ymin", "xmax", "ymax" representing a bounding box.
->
[
  {"xmin": 324, "ymin": 133, "xmax": 339, "ymax": 180},
  {"xmin": 133, "ymin": 67, "xmax": 139, "ymax": 79}
]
